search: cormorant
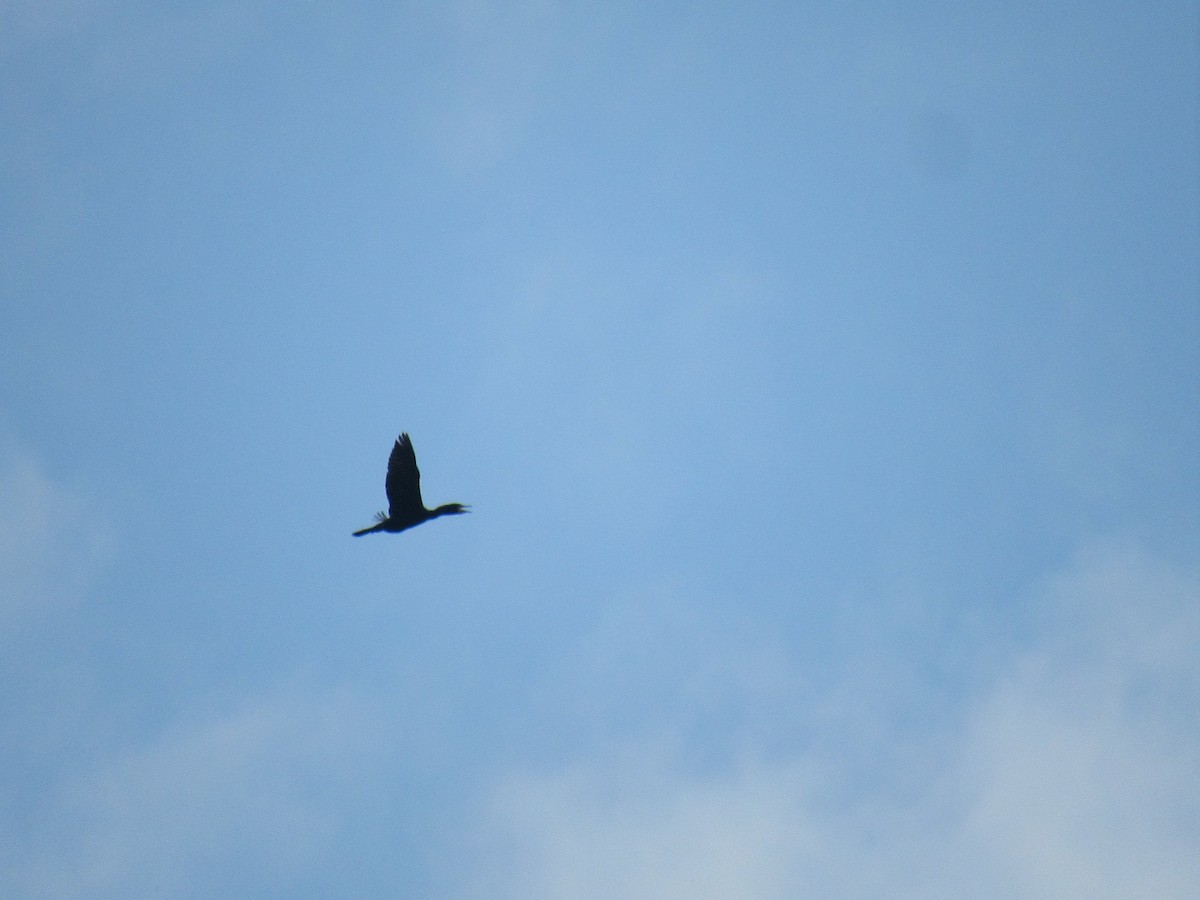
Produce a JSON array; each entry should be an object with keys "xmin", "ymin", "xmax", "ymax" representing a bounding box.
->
[{"xmin": 353, "ymin": 433, "xmax": 469, "ymax": 536}]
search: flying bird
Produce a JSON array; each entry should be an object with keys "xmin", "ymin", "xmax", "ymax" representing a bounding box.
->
[{"xmin": 353, "ymin": 433, "xmax": 469, "ymax": 536}]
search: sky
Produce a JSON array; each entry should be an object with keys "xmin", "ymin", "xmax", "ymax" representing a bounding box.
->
[{"xmin": 1, "ymin": 2, "xmax": 1198, "ymax": 897}]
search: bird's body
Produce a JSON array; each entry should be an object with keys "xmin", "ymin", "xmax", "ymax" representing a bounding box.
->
[{"xmin": 353, "ymin": 433, "xmax": 469, "ymax": 536}]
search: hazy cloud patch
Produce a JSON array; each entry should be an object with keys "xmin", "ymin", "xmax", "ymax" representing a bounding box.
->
[
  {"xmin": 477, "ymin": 752, "xmax": 819, "ymax": 900},
  {"xmin": 957, "ymin": 542, "xmax": 1200, "ymax": 899},
  {"xmin": 11, "ymin": 686, "xmax": 387, "ymax": 899},
  {"xmin": 475, "ymin": 542, "xmax": 1200, "ymax": 899},
  {"xmin": 0, "ymin": 447, "xmax": 114, "ymax": 635}
]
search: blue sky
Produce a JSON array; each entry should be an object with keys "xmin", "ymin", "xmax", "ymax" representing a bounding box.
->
[{"xmin": 2, "ymin": 2, "xmax": 1198, "ymax": 897}]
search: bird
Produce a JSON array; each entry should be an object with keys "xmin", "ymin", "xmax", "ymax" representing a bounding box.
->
[{"xmin": 353, "ymin": 433, "xmax": 469, "ymax": 536}]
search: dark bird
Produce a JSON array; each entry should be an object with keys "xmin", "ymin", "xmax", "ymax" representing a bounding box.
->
[{"xmin": 353, "ymin": 433, "xmax": 469, "ymax": 536}]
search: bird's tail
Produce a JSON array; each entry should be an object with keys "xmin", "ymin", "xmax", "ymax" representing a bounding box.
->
[{"xmin": 353, "ymin": 510, "xmax": 389, "ymax": 536}]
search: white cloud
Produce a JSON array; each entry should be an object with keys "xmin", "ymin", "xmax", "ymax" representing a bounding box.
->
[
  {"xmin": 956, "ymin": 542, "xmax": 1200, "ymax": 899},
  {"xmin": 10, "ymin": 685, "xmax": 388, "ymax": 899},
  {"xmin": 475, "ymin": 752, "xmax": 819, "ymax": 900},
  {"xmin": 473, "ymin": 542, "xmax": 1200, "ymax": 899}
]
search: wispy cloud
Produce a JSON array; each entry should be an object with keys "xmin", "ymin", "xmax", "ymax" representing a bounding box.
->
[
  {"xmin": 0, "ymin": 446, "xmax": 114, "ymax": 636},
  {"xmin": 957, "ymin": 543, "xmax": 1200, "ymax": 898},
  {"xmin": 473, "ymin": 542, "xmax": 1200, "ymax": 899},
  {"xmin": 8, "ymin": 685, "xmax": 389, "ymax": 899},
  {"xmin": 476, "ymin": 753, "xmax": 818, "ymax": 900}
]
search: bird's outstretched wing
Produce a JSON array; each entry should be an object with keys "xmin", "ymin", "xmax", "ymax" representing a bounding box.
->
[{"xmin": 385, "ymin": 433, "xmax": 424, "ymax": 516}]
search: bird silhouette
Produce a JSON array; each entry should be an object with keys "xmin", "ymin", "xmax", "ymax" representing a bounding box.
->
[{"xmin": 353, "ymin": 433, "xmax": 469, "ymax": 536}]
